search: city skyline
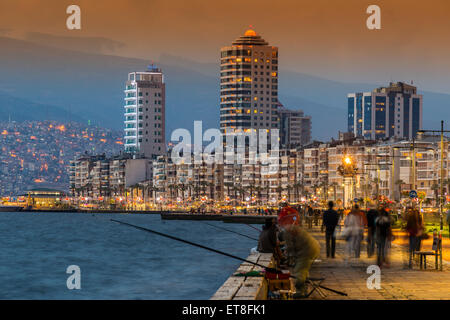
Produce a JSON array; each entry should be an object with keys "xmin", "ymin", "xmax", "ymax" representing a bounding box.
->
[{"xmin": 2, "ymin": 0, "xmax": 450, "ymax": 305}]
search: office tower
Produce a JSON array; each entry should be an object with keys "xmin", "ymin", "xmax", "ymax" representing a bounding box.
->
[
  {"xmin": 124, "ymin": 66, "xmax": 166, "ymax": 159},
  {"xmin": 220, "ymin": 29, "xmax": 279, "ymax": 134},
  {"xmin": 278, "ymin": 106, "xmax": 311, "ymax": 147},
  {"xmin": 348, "ymin": 82, "xmax": 422, "ymax": 140}
]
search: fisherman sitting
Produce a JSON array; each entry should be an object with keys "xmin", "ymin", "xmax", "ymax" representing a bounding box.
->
[
  {"xmin": 278, "ymin": 204, "xmax": 320, "ymax": 298},
  {"xmin": 257, "ymin": 218, "xmax": 283, "ymax": 263}
]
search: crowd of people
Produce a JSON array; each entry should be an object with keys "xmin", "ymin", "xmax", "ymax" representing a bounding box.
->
[{"xmin": 256, "ymin": 202, "xmax": 447, "ymax": 297}]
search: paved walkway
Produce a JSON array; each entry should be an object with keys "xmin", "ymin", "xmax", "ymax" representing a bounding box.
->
[{"xmin": 302, "ymin": 226, "xmax": 450, "ymax": 300}]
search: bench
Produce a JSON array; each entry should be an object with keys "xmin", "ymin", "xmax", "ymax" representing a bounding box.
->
[{"xmin": 414, "ymin": 233, "xmax": 442, "ymax": 270}]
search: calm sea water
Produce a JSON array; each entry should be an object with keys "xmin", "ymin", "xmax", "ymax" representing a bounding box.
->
[{"xmin": 0, "ymin": 212, "xmax": 257, "ymax": 299}]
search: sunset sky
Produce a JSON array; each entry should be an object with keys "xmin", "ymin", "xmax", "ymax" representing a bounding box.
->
[{"xmin": 1, "ymin": 0, "xmax": 450, "ymax": 93}]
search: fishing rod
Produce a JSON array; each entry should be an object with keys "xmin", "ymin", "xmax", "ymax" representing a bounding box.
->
[
  {"xmin": 110, "ymin": 219, "xmax": 347, "ymax": 297},
  {"xmin": 111, "ymin": 219, "xmax": 279, "ymax": 273},
  {"xmin": 201, "ymin": 222, "xmax": 258, "ymax": 241},
  {"xmin": 246, "ymin": 224, "xmax": 262, "ymax": 232}
]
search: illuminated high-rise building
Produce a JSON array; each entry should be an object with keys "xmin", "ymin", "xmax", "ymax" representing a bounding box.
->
[
  {"xmin": 124, "ymin": 66, "xmax": 165, "ymax": 159},
  {"xmin": 220, "ymin": 29, "xmax": 279, "ymax": 134},
  {"xmin": 348, "ymin": 82, "xmax": 423, "ymax": 140}
]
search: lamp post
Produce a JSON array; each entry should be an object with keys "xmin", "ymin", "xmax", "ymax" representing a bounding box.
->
[
  {"xmin": 418, "ymin": 120, "xmax": 450, "ymax": 271},
  {"xmin": 338, "ymin": 155, "xmax": 358, "ymax": 208},
  {"xmin": 386, "ymin": 142, "xmax": 434, "ymax": 205},
  {"xmin": 418, "ymin": 121, "xmax": 450, "ymax": 230}
]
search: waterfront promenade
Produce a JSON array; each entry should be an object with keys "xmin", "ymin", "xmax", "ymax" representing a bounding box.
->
[{"xmin": 305, "ymin": 226, "xmax": 450, "ymax": 300}]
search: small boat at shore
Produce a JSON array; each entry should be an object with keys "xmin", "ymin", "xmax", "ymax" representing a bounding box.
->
[{"xmin": 0, "ymin": 205, "xmax": 24, "ymax": 212}]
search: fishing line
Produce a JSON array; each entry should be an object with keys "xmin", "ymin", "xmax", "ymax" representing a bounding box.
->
[
  {"xmin": 110, "ymin": 219, "xmax": 348, "ymax": 296},
  {"xmin": 111, "ymin": 219, "xmax": 281, "ymax": 273},
  {"xmin": 201, "ymin": 222, "xmax": 258, "ymax": 241}
]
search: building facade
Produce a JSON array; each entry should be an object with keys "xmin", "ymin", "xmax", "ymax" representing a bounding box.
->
[
  {"xmin": 124, "ymin": 66, "xmax": 166, "ymax": 159},
  {"xmin": 278, "ymin": 107, "xmax": 311, "ymax": 148},
  {"xmin": 220, "ymin": 29, "xmax": 279, "ymax": 134},
  {"xmin": 69, "ymin": 154, "xmax": 152, "ymax": 200},
  {"xmin": 348, "ymin": 82, "xmax": 423, "ymax": 140}
]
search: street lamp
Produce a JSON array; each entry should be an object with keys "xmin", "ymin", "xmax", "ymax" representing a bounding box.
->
[
  {"xmin": 418, "ymin": 121, "xmax": 450, "ymax": 230},
  {"xmin": 418, "ymin": 120, "xmax": 450, "ymax": 272},
  {"xmin": 338, "ymin": 155, "xmax": 358, "ymax": 207}
]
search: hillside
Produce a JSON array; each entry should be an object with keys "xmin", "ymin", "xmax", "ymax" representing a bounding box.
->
[{"xmin": 1, "ymin": 36, "xmax": 449, "ymax": 140}]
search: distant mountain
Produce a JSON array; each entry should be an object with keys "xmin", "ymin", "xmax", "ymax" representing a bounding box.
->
[
  {"xmin": 23, "ymin": 32, "xmax": 125, "ymax": 55},
  {"xmin": 0, "ymin": 92, "xmax": 85, "ymax": 123},
  {"xmin": 0, "ymin": 37, "xmax": 219, "ymax": 136},
  {"xmin": 0, "ymin": 36, "xmax": 449, "ymax": 141}
]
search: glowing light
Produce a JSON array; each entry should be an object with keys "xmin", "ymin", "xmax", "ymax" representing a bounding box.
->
[{"xmin": 244, "ymin": 29, "xmax": 257, "ymax": 37}]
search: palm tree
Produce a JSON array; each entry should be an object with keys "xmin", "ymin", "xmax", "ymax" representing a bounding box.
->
[
  {"xmin": 254, "ymin": 186, "xmax": 263, "ymax": 205},
  {"xmin": 187, "ymin": 182, "xmax": 194, "ymax": 200},
  {"xmin": 265, "ymin": 182, "xmax": 271, "ymax": 202},
  {"xmin": 372, "ymin": 177, "xmax": 380, "ymax": 203},
  {"xmin": 143, "ymin": 184, "xmax": 155, "ymax": 209},
  {"xmin": 431, "ymin": 183, "xmax": 440, "ymax": 207},
  {"xmin": 444, "ymin": 178, "xmax": 450, "ymax": 195},
  {"xmin": 312, "ymin": 183, "xmax": 320, "ymax": 199},
  {"xmin": 247, "ymin": 184, "xmax": 254, "ymax": 202},
  {"xmin": 167, "ymin": 184, "xmax": 177, "ymax": 203},
  {"xmin": 303, "ymin": 190, "xmax": 310, "ymax": 201},
  {"xmin": 329, "ymin": 182, "xmax": 338, "ymax": 201},
  {"xmin": 193, "ymin": 184, "xmax": 201, "ymax": 201},
  {"xmin": 276, "ymin": 185, "xmax": 284, "ymax": 202},
  {"xmin": 319, "ymin": 181, "xmax": 329, "ymax": 201},
  {"xmin": 224, "ymin": 182, "xmax": 233, "ymax": 199},
  {"xmin": 178, "ymin": 183, "xmax": 187, "ymax": 203},
  {"xmin": 293, "ymin": 182, "xmax": 303, "ymax": 202},
  {"xmin": 395, "ymin": 179, "xmax": 404, "ymax": 201},
  {"xmin": 207, "ymin": 182, "xmax": 215, "ymax": 200},
  {"xmin": 285, "ymin": 184, "xmax": 293, "ymax": 203},
  {"xmin": 199, "ymin": 181, "xmax": 208, "ymax": 197},
  {"xmin": 238, "ymin": 185, "xmax": 245, "ymax": 203}
]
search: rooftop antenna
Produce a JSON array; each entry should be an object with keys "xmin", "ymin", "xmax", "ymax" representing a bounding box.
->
[{"xmin": 148, "ymin": 61, "xmax": 158, "ymax": 72}]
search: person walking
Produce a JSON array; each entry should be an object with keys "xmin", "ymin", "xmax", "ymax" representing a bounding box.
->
[
  {"xmin": 366, "ymin": 205, "xmax": 379, "ymax": 258},
  {"xmin": 323, "ymin": 201, "xmax": 340, "ymax": 258},
  {"xmin": 375, "ymin": 206, "xmax": 392, "ymax": 267},
  {"xmin": 306, "ymin": 205, "xmax": 313, "ymax": 229},
  {"xmin": 313, "ymin": 209, "xmax": 319, "ymax": 226},
  {"xmin": 405, "ymin": 207, "xmax": 424, "ymax": 268},
  {"xmin": 447, "ymin": 209, "xmax": 450, "ymax": 239},
  {"xmin": 344, "ymin": 205, "xmax": 365, "ymax": 259}
]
